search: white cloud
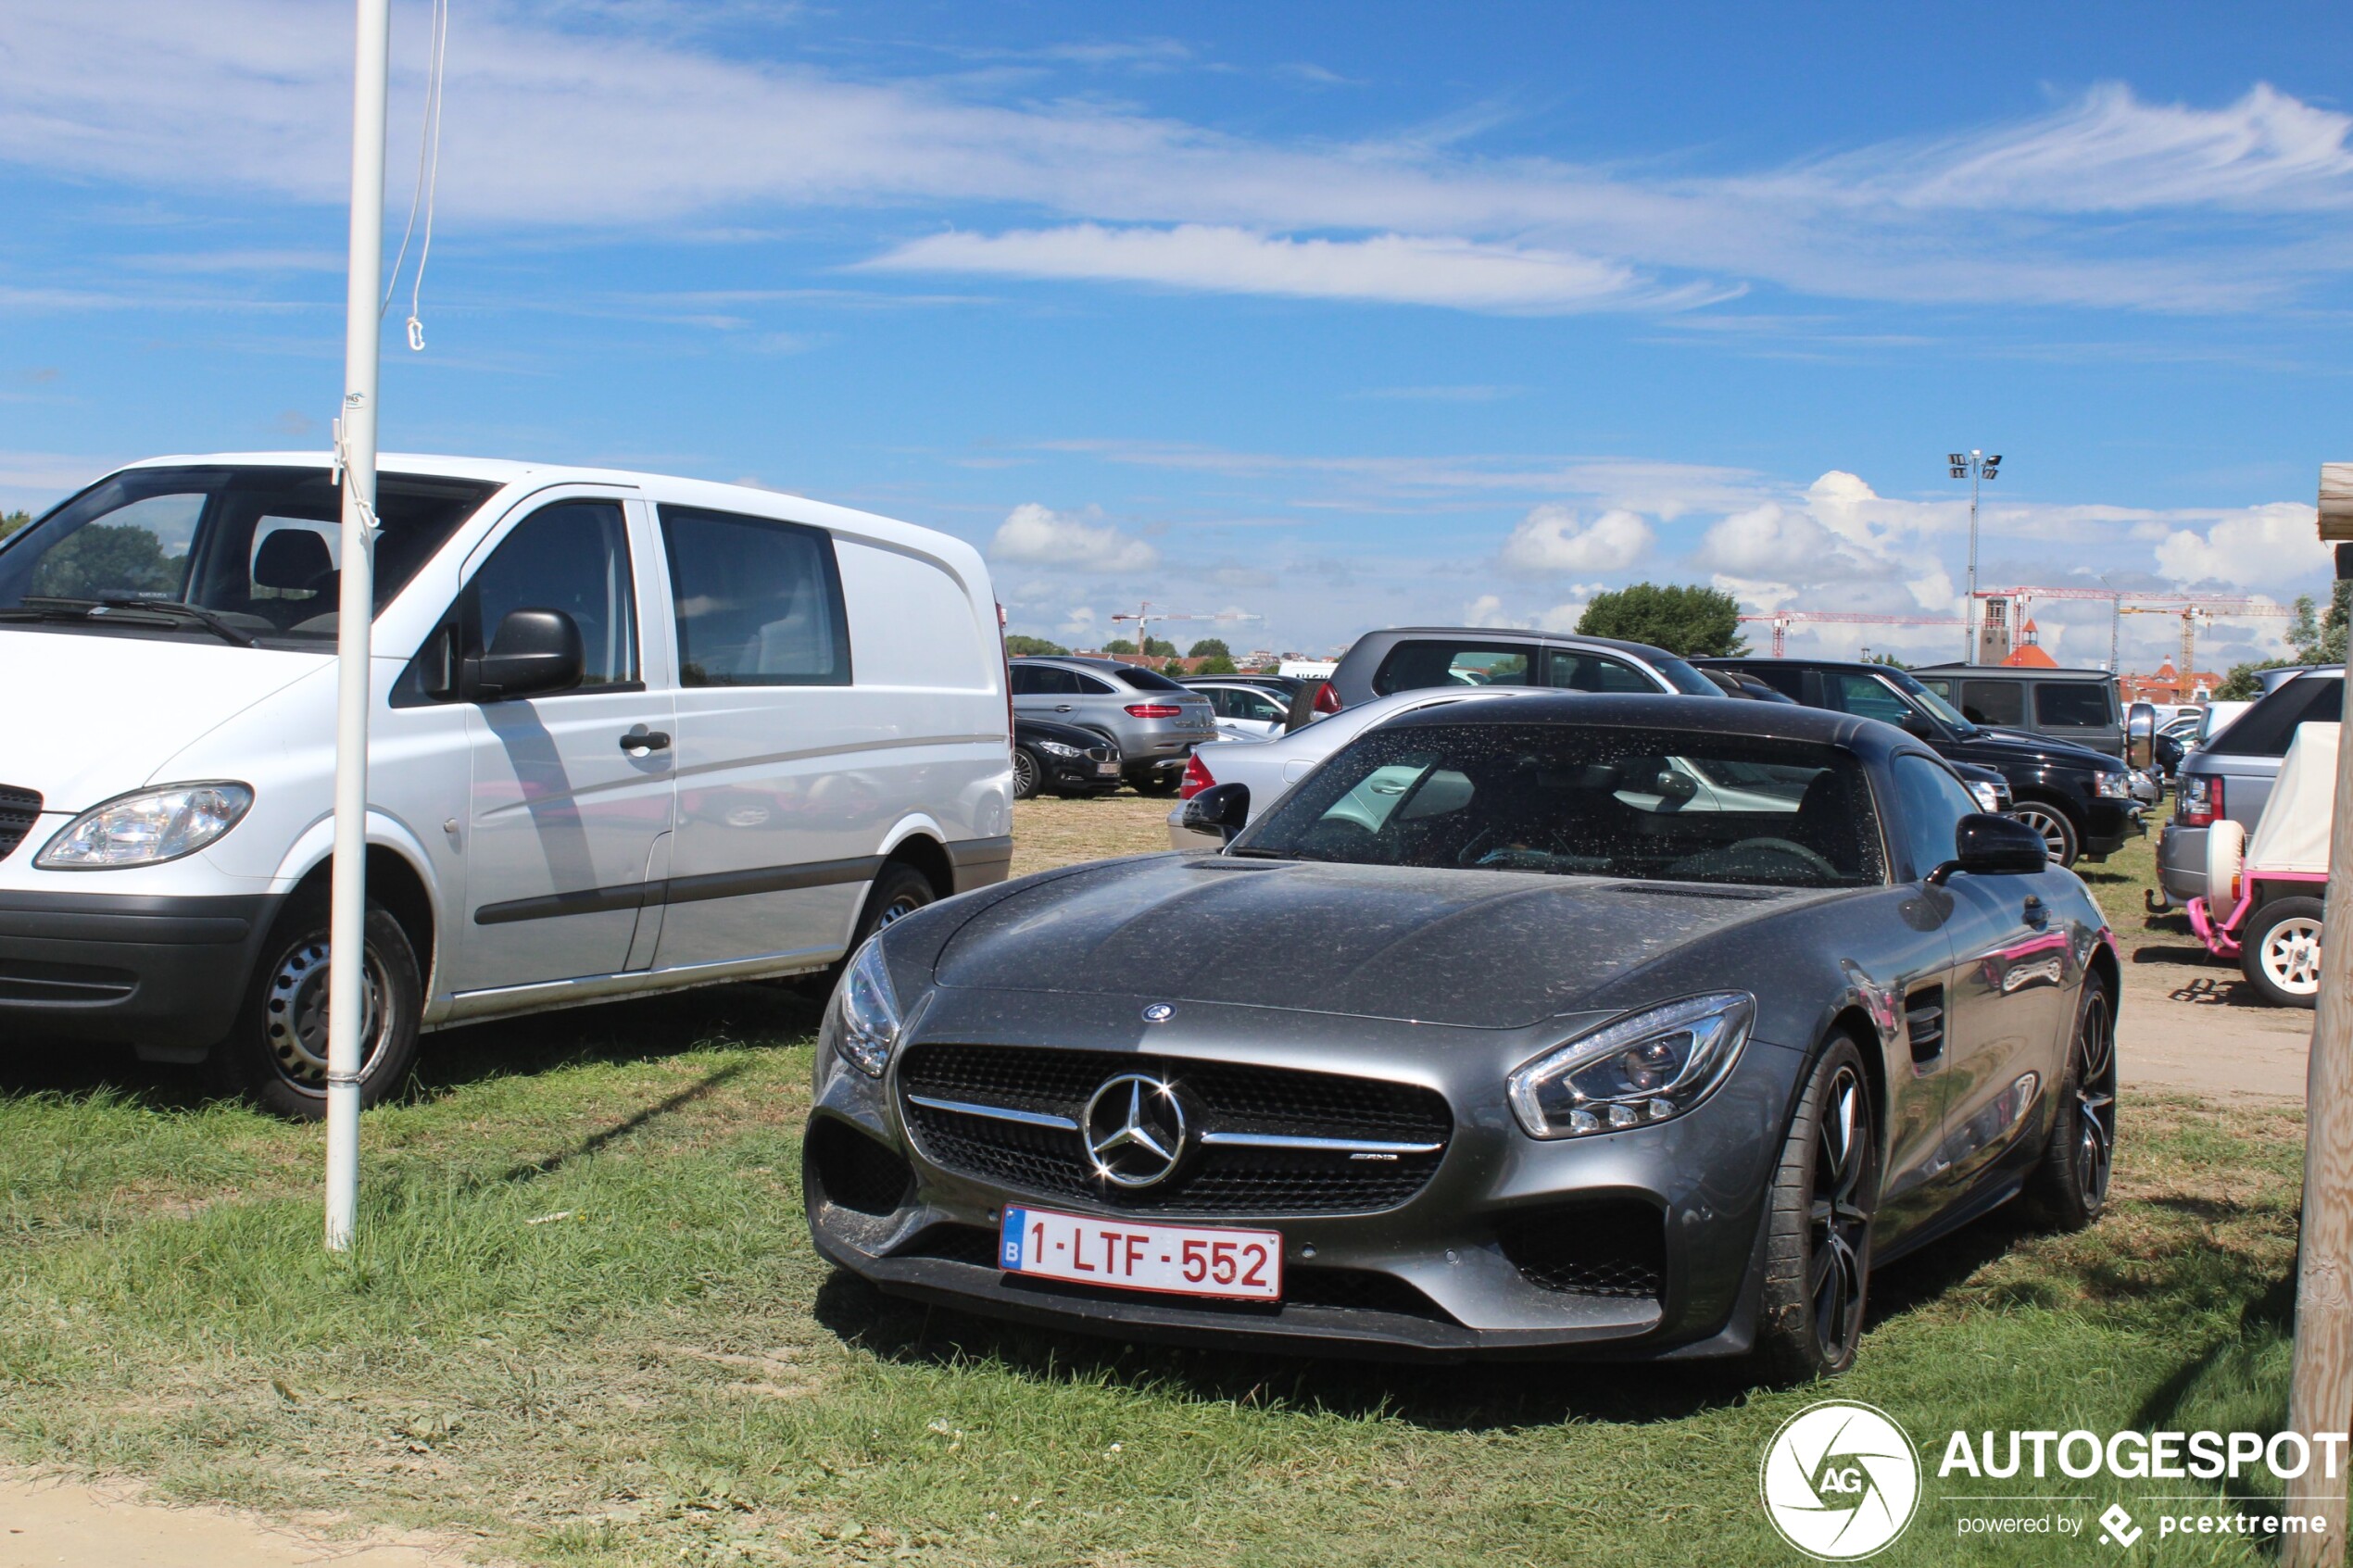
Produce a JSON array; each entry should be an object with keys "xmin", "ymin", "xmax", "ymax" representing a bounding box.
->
[
  {"xmin": 0, "ymin": 6, "xmax": 2347, "ymax": 312},
  {"xmin": 988, "ymin": 502, "xmax": 1159, "ymax": 572},
  {"xmin": 1462, "ymin": 594, "xmax": 1531, "ymax": 630},
  {"xmin": 2153, "ymin": 502, "xmax": 2331, "ymax": 589},
  {"xmin": 1056, "ymin": 606, "xmax": 1098, "ymax": 638},
  {"xmin": 1694, "ymin": 502, "xmax": 1843, "ymax": 577},
  {"xmin": 1498, "ymin": 505, "xmax": 1653, "ymax": 573},
  {"xmin": 867, "ymin": 225, "xmax": 1724, "ymax": 313}
]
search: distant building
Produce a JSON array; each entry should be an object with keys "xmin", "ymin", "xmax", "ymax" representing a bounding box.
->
[
  {"xmin": 2000, "ymin": 618, "xmax": 2058, "ymax": 670},
  {"xmin": 2119, "ymin": 658, "xmax": 2219, "ymax": 706}
]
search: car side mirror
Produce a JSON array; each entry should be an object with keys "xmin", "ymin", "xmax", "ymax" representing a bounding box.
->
[
  {"xmin": 1899, "ymin": 709, "xmax": 1938, "ymax": 739},
  {"xmin": 1926, "ymin": 812, "xmax": 2047, "ymax": 884},
  {"xmin": 2124, "ymin": 701, "xmax": 2157, "ymax": 772},
  {"xmin": 472, "ymin": 607, "xmax": 584, "ymax": 701},
  {"xmin": 1181, "ymin": 782, "xmax": 1251, "ymax": 845}
]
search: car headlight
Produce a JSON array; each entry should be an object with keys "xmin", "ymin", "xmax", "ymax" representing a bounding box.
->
[
  {"xmin": 1968, "ymin": 780, "xmax": 2003, "ymax": 813},
  {"xmin": 1037, "ymin": 740, "xmax": 1083, "ymax": 758},
  {"xmin": 1507, "ymin": 992, "xmax": 1755, "ymax": 1139},
  {"xmin": 35, "ymin": 783, "xmax": 254, "ymax": 870},
  {"xmin": 2095, "ymin": 770, "xmax": 2131, "ymax": 799},
  {"xmin": 834, "ymin": 935, "xmax": 903, "ymax": 1077}
]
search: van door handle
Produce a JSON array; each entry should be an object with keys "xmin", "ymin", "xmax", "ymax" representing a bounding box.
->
[{"xmin": 620, "ymin": 728, "xmax": 671, "ymax": 753}]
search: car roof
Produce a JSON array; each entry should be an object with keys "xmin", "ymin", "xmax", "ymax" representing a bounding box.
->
[
  {"xmin": 1908, "ymin": 661, "xmax": 2117, "ymax": 681},
  {"xmin": 1353, "ymin": 626, "xmax": 1684, "ymax": 663},
  {"xmin": 1374, "ymin": 691, "xmax": 1895, "ymax": 756}
]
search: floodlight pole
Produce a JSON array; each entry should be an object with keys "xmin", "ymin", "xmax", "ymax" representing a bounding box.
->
[
  {"xmin": 325, "ymin": 0, "xmax": 391, "ymax": 1252},
  {"xmin": 2284, "ymin": 476, "xmax": 2353, "ymax": 1566},
  {"xmin": 1948, "ymin": 449, "xmax": 1994, "ymax": 664}
]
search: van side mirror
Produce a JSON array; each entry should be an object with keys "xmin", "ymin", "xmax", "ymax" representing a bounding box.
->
[
  {"xmin": 472, "ymin": 608, "xmax": 584, "ymax": 701},
  {"xmin": 1181, "ymin": 782, "xmax": 1252, "ymax": 845},
  {"xmin": 1926, "ymin": 812, "xmax": 2047, "ymax": 884},
  {"xmin": 2124, "ymin": 701, "xmax": 2157, "ymax": 772}
]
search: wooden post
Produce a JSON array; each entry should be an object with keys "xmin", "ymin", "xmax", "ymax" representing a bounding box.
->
[{"xmin": 2284, "ymin": 466, "xmax": 2353, "ymax": 1565}]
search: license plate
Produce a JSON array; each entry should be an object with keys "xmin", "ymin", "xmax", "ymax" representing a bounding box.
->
[
  {"xmin": 1095, "ymin": 761, "xmax": 1121, "ymax": 775},
  {"xmin": 999, "ymin": 1206, "xmax": 1282, "ymax": 1300}
]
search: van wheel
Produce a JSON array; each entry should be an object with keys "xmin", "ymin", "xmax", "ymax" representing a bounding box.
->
[
  {"xmin": 213, "ymin": 890, "xmax": 422, "ymax": 1121},
  {"xmin": 855, "ymin": 863, "xmax": 937, "ymax": 946},
  {"xmin": 2009, "ymin": 801, "xmax": 2079, "ymax": 867},
  {"xmin": 1012, "ymin": 746, "xmax": 1042, "ymax": 800},
  {"xmin": 2242, "ymin": 897, "xmax": 2323, "ymax": 1009}
]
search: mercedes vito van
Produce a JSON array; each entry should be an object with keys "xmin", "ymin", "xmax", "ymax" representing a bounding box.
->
[{"xmin": 0, "ymin": 455, "xmax": 1013, "ymax": 1116}]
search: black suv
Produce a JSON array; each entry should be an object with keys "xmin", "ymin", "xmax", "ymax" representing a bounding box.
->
[{"xmin": 1696, "ymin": 658, "xmax": 2140, "ymax": 866}]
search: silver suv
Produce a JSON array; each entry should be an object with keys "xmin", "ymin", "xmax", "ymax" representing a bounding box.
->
[
  {"xmin": 2158, "ymin": 667, "xmax": 2342, "ymax": 903},
  {"xmin": 1010, "ymin": 657, "xmax": 1218, "ymax": 794}
]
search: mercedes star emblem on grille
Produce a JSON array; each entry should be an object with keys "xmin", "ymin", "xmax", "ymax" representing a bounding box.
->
[
  {"xmin": 1141, "ymin": 1002, "xmax": 1175, "ymax": 1023},
  {"xmin": 1082, "ymin": 1073, "xmax": 1187, "ymax": 1187}
]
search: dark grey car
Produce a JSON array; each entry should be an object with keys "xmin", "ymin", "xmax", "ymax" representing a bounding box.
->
[
  {"xmin": 1011, "ymin": 657, "xmax": 1219, "ymax": 793},
  {"xmin": 805, "ymin": 696, "xmax": 2117, "ymax": 1376}
]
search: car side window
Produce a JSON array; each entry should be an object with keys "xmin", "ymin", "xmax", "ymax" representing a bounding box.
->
[
  {"xmin": 1008, "ymin": 665, "xmax": 1047, "ymax": 696},
  {"xmin": 1232, "ymin": 689, "xmax": 1282, "ymax": 721},
  {"xmin": 2035, "ymin": 684, "xmax": 2113, "ymax": 728},
  {"xmin": 1743, "ymin": 664, "xmax": 1806, "ymax": 700},
  {"xmin": 1958, "ymin": 680, "xmax": 2024, "ymax": 727},
  {"xmin": 470, "ymin": 500, "xmax": 638, "ymax": 688},
  {"xmin": 1888, "ymin": 755, "xmax": 1979, "ymax": 880},
  {"xmin": 1074, "ymin": 672, "xmax": 1119, "ymax": 696},
  {"xmin": 1548, "ymin": 651, "xmax": 1653, "ymax": 692},
  {"xmin": 1828, "ymin": 673, "xmax": 1914, "ymax": 725},
  {"xmin": 660, "ymin": 506, "xmax": 850, "ymax": 687},
  {"xmin": 1372, "ymin": 641, "xmax": 1535, "ymax": 694}
]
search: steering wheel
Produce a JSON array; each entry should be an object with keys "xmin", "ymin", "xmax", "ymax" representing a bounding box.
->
[{"xmin": 1721, "ymin": 836, "xmax": 1842, "ymax": 881}]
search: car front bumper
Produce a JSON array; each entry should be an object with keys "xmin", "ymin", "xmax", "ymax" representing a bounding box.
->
[
  {"xmin": 803, "ymin": 985, "xmax": 1808, "ymax": 1361},
  {"xmin": 2080, "ymin": 798, "xmax": 2143, "ymax": 860},
  {"xmin": 0, "ymin": 889, "xmax": 282, "ymax": 1052}
]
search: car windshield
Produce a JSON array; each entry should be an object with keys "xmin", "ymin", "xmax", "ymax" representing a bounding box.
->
[
  {"xmin": 1884, "ymin": 670, "xmax": 1976, "ymax": 734},
  {"xmin": 1234, "ymin": 722, "xmax": 1885, "ymax": 888},
  {"xmin": 0, "ymin": 465, "xmax": 498, "ymax": 647}
]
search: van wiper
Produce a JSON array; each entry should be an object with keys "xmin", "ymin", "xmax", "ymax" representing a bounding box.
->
[{"xmin": 11, "ymin": 595, "xmax": 258, "ymax": 648}]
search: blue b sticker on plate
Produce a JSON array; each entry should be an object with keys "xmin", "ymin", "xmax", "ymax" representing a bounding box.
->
[{"xmin": 999, "ymin": 1208, "xmax": 1027, "ymax": 1269}]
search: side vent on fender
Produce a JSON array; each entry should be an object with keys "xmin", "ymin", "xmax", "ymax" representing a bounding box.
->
[{"xmin": 1905, "ymin": 985, "xmax": 1946, "ymax": 1066}]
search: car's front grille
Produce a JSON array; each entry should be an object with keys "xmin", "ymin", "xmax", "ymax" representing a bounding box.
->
[
  {"xmin": 0, "ymin": 785, "xmax": 42, "ymax": 862},
  {"xmin": 1085, "ymin": 746, "xmax": 1114, "ymax": 764},
  {"xmin": 1497, "ymin": 1201, "xmax": 1666, "ymax": 1301},
  {"xmin": 898, "ymin": 1044, "xmax": 1451, "ymax": 1215}
]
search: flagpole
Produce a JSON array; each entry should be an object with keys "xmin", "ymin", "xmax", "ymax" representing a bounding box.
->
[{"xmin": 325, "ymin": 0, "xmax": 391, "ymax": 1251}]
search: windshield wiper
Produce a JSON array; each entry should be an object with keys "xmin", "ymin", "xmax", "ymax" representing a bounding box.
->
[{"xmin": 15, "ymin": 595, "xmax": 258, "ymax": 648}]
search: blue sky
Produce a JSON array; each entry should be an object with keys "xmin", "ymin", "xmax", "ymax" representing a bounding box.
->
[{"xmin": 1, "ymin": 0, "xmax": 2347, "ymax": 666}]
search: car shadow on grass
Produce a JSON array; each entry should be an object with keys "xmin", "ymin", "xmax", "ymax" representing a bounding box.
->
[{"xmin": 808, "ymin": 1268, "xmax": 1749, "ymax": 1431}]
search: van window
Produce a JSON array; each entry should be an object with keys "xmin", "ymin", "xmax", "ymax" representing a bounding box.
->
[
  {"xmin": 2034, "ymin": 684, "xmax": 2113, "ymax": 728},
  {"xmin": 2207, "ymin": 676, "xmax": 2343, "ymax": 757},
  {"xmin": 1957, "ymin": 680, "xmax": 2025, "ymax": 728},
  {"xmin": 472, "ymin": 501, "xmax": 638, "ymax": 687},
  {"xmin": 661, "ymin": 507, "xmax": 851, "ymax": 687}
]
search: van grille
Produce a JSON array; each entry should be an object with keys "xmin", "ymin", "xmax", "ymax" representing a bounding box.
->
[
  {"xmin": 0, "ymin": 786, "xmax": 42, "ymax": 862},
  {"xmin": 898, "ymin": 1044, "xmax": 1451, "ymax": 1216}
]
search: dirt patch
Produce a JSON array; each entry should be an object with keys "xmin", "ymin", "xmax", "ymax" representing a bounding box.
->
[{"xmin": 0, "ymin": 1469, "xmax": 484, "ymax": 1568}]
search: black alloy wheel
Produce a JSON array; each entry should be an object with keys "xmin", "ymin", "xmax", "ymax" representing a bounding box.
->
[
  {"xmin": 2029, "ymin": 982, "xmax": 2117, "ymax": 1228},
  {"xmin": 1754, "ymin": 1035, "xmax": 1879, "ymax": 1384}
]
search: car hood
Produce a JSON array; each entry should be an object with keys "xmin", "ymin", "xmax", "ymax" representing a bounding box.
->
[
  {"xmin": 933, "ymin": 853, "xmax": 1834, "ymax": 1028},
  {"xmin": 1958, "ymin": 727, "xmax": 2117, "ymax": 770},
  {"xmin": 0, "ymin": 627, "xmax": 325, "ymax": 809}
]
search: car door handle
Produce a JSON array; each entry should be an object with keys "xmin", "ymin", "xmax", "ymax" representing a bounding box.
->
[
  {"xmin": 619, "ymin": 728, "xmax": 671, "ymax": 753},
  {"xmin": 1053, "ymin": 704, "xmax": 1075, "ymax": 712}
]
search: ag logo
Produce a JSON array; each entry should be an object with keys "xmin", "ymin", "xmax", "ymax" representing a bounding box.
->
[{"xmin": 1758, "ymin": 1400, "xmax": 1920, "ymax": 1560}]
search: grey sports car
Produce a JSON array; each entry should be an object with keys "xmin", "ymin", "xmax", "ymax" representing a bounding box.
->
[{"xmin": 804, "ymin": 696, "xmax": 2119, "ymax": 1378}]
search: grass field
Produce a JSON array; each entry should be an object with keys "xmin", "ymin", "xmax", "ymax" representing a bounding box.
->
[{"xmin": 0, "ymin": 794, "xmax": 2309, "ymax": 1565}]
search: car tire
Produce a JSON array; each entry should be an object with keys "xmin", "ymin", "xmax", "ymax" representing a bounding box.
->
[
  {"xmin": 2009, "ymin": 800, "xmax": 2080, "ymax": 867},
  {"xmin": 211, "ymin": 889, "xmax": 422, "ymax": 1121},
  {"xmin": 1751, "ymin": 1035, "xmax": 1879, "ymax": 1385},
  {"xmin": 2025, "ymin": 979, "xmax": 2116, "ymax": 1230},
  {"xmin": 1012, "ymin": 746, "xmax": 1042, "ymax": 800},
  {"xmin": 2242, "ymin": 897, "xmax": 2324, "ymax": 1009}
]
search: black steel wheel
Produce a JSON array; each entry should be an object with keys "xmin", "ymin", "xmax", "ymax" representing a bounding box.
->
[
  {"xmin": 1754, "ymin": 1035, "xmax": 1879, "ymax": 1384},
  {"xmin": 2029, "ymin": 980, "xmax": 2117, "ymax": 1228},
  {"xmin": 214, "ymin": 890, "xmax": 422, "ymax": 1121}
]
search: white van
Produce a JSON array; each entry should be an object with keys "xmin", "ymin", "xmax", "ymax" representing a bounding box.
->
[{"xmin": 0, "ymin": 455, "xmax": 1013, "ymax": 1116}]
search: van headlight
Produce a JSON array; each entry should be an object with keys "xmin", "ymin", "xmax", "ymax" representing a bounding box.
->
[
  {"xmin": 1507, "ymin": 992, "xmax": 1755, "ymax": 1138},
  {"xmin": 834, "ymin": 935, "xmax": 903, "ymax": 1077},
  {"xmin": 35, "ymin": 783, "xmax": 254, "ymax": 870}
]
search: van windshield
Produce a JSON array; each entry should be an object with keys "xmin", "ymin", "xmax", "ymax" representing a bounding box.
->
[{"xmin": 0, "ymin": 466, "xmax": 498, "ymax": 648}]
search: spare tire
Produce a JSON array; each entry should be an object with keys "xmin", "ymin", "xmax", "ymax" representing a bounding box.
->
[{"xmin": 2204, "ymin": 819, "xmax": 2246, "ymax": 908}]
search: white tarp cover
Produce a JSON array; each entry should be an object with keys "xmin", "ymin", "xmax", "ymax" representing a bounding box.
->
[{"xmin": 2246, "ymin": 721, "xmax": 2337, "ymax": 874}]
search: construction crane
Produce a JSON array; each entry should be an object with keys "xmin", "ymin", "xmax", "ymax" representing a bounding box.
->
[
  {"xmin": 1975, "ymin": 585, "xmax": 2293, "ymax": 672},
  {"xmin": 1108, "ymin": 601, "xmax": 1262, "ymax": 658},
  {"xmin": 2119, "ymin": 602, "xmax": 2296, "ymax": 682},
  {"xmin": 1739, "ymin": 609, "xmax": 1964, "ymax": 659}
]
